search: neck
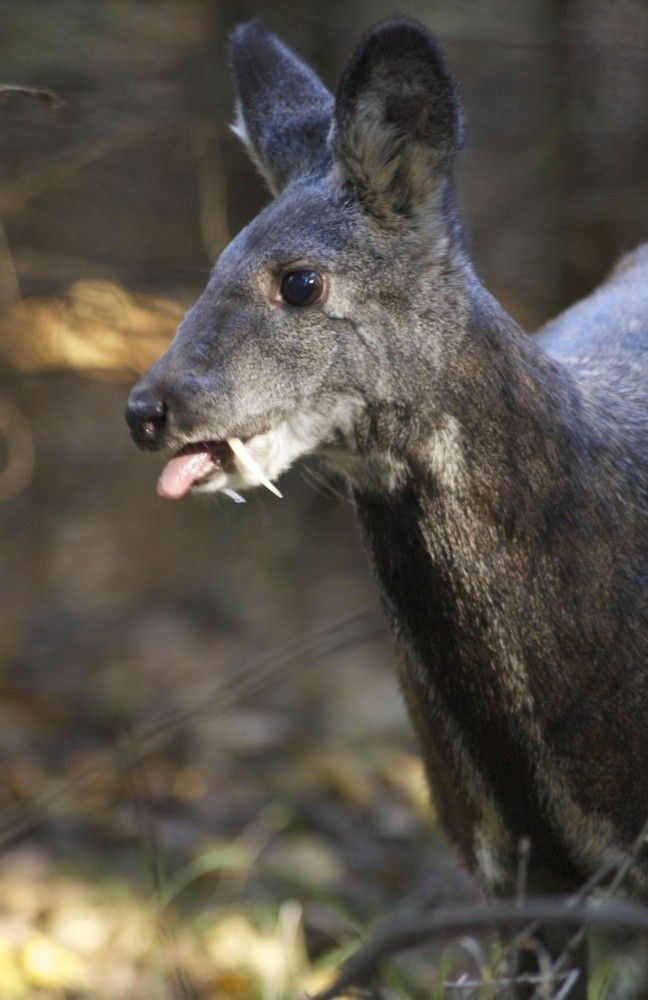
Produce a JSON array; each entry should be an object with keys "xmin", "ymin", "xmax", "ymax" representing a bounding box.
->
[
  {"xmin": 345, "ymin": 262, "xmax": 592, "ymax": 514},
  {"xmin": 347, "ymin": 275, "xmax": 633, "ymax": 887}
]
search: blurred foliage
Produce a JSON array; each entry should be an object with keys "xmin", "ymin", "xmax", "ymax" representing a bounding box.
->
[
  {"xmin": 0, "ymin": 0, "xmax": 647, "ymax": 996},
  {"xmin": 0, "ymin": 281, "xmax": 179, "ymax": 378}
]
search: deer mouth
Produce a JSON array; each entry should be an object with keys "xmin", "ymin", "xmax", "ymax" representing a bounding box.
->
[
  {"xmin": 157, "ymin": 440, "xmax": 233, "ymax": 499},
  {"xmin": 155, "ymin": 410, "xmax": 329, "ymax": 502},
  {"xmin": 157, "ymin": 430, "xmax": 285, "ymax": 501}
]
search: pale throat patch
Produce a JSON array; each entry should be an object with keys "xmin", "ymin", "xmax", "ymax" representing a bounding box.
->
[{"xmin": 198, "ymin": 409, "xmax": 466, "ymax": 502}]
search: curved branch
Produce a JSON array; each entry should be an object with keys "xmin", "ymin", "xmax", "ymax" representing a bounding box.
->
[
  {"xmin": 0, "ymin": 395, "xmax": 34, "ymax": 502},
  {"xmin": 312, "ymin": 896, "xmax": 648, "ymax": 1000}
]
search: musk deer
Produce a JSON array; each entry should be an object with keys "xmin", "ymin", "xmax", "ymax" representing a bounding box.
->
[{"xmin": 126, "ymin": 17, "xmax": 648, "ymax": 990}]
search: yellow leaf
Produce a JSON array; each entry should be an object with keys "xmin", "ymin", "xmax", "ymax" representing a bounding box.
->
[
  {"xmin": 0, "ymin": 940, "xmax": 26, "ymax": 999},
  {"xmin": 265, "ymin": 834, "xmax": 342, "ymax": 886},
  {"xmin": 0, "ymin": 280, "xmax": 182, "ymax": 380},
  {"xmin": 48, "ymin": 903, "xmax": 111, "ymax": 955},
  {"xmin": 202, "ymin": 967, "xmax": 257, "ymax": 1000},
  {"xmin": 20, "ymin": 933, "xmax": 88, "ymax": 990},
  {"xmin": 300, "ymin": 966, "xmax": 337, "ymax": 995},
  {"xmin": 300, "ymin": 750, "xmax": 374, "ymax": 807},
  {"xmin": 205, "ymin": 914, "xmax": 287, "ymax": 986},
  {"xmin": 382, "ymin": 752, "xmax": 431, "ymax": 815}
]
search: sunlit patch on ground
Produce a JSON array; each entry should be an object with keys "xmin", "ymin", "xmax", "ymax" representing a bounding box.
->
[{"xmin": 0, "ymin": 746, "xmax": 464, "ymax": 999}]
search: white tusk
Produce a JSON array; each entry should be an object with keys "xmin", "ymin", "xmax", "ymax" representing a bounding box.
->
[
  {"xmin": 222, "ymin": 488, "xmax": 246, "ymax": 504},
  {"xmin": 227, "ymin": 437, "xmax": 283, "ymax": 498}
]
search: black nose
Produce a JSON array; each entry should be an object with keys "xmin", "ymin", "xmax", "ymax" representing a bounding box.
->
[{"xmin": 125, "ymin": 386, "xmax": 167, "ymax": 450}]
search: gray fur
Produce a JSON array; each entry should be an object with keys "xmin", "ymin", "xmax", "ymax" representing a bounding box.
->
[
  {"xmin": 229, "ymin": 20, "xmax": 333, "ymax": 195},
  {"xmin": 127, "ymin": 18, "xmax": 648, "ymax": 980}
]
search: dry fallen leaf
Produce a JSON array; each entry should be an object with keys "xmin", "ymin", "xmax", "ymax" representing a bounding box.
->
[
  {"xmin": 0, "ymin": 280, "xmax": 182, "ymax": 380},
  {"xmin": 47, "ymin": 902, "xmax": 112, "ymax": 956},
  {"xmin": 201, "ymin": 966, "xmax": 257, "ymax": 1000},
  {"xmin": 204, "ymin": 904, "xmax": 312, "ymax": 995},
  {"xmin": 21, "ymin": 933, "xmax": 88, "ymax": 990},
  {"xmin": 381, "ymin": 751, "xmax": 431, "ymax": 816},
  {"xmin": 265, "ymin": 833, "xmax": 343, "ymax": 886},
  {"xmin": 299, "ymin": 750, "xmax": 374, "ymax": 808},
  {"xmin": 0, "ymin": 940, "xmax": 25, "ymax": 999}
]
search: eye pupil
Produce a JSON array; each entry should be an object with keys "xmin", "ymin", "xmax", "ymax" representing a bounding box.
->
[{"xmin": 280, "ymin": 269, "xmax": 324, "ymax": 307}]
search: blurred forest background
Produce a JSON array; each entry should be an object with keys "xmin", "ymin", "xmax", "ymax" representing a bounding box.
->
[{"xmin": 0, "ymin": 1, "xmax": 647, "ymax": 996}]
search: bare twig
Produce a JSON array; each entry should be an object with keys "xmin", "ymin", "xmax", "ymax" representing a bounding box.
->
[
  {"xmin": 0, "ymin": 218, "xmax": 20, "ymax": 307},
  {"xmin": 507, "ymin": 835, "xmax": 532, "ymax": 993},
  {"xmin": 0, "ymin": 610, "xmax": 383, "ymax": 846},
  {"xmin": 0, "ymin": 395, "xmax": 34, "ymax": 502},
  {"xmin": 0, "ymin": 114, "xmax": 229, "ymax": 217},
  {"xmin": 552, "ymin": 969, "xmax": 581, "ymax": 1000},
  {"xmin": 515, "ymin": 838, "xmax": 531, "ymax": 903},
  {"xmin": 311, "ymin": 897, "xmax": 648, "ymax": 1000},
  {"xmin": 120, "ymin": 733, "xmax": 194, "ymax": 999},
  {"xmin": 443, "ymin": 969, "xmax": 579, "ymax": 993},
  {"xmin": 0, "ymin": 84, "xmax": 64, "ymax": 109},
  {"xmin": 545, "ymin": 814, "xmax": 648, "ymax": 992},
  {"xmin": 0, "ymin": 122, "xmax": 179, "ymax": 215},
  {"xmin": 500, "ymin": 816, "xmax": 648, "ymax": 1000},
  {"xmin": 193, "ymin": 126, "xmax": 230, "ymax": 261}
]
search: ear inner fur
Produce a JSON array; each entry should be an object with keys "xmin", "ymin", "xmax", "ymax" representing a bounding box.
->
[{"xmin": 332, "ymin": 18, "xmax": 463, "ymax": 223}]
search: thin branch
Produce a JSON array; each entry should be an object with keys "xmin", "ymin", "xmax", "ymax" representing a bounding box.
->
[
  {"xmin": 546, "ymin": 814, "xmax": 648, "ymax": 988},
  {"xmin": 120, "ymin": 733, "xmax": 194, "ymax": 1000},
  {"xmin": 193, "ymin": 125, "xmax": 230, "ymax": 261},
  {"xmin": 0, "ymin": 610, "xmax": 383, "ymax": 846},
  {"xmin": 0, "ymin": 84, "xmax": 64, "ymax": 109},
  {"xmin": 0, "ymin": 120, "xmax": 185, "ymax": 216},
  {"xmin": 311, "ymin": 897, "xmax": 648, "ymax": 1000},
  {"xmin": 552, "ymin": 969, "xmax": 581, "ymax": 1000},
  {"xmin": 0, "ymin": 218, "xmax": 20, "ymax": 307},
  {"xmin": 443, "ymin": 969, "xmax": 579, "ymax": 992},
  {"xmin": 503, "ymin": 815, "xmax": 648, "ymax": 999},
  {"xmin": 508, "ymin": 835, "xmax": 532, "ymax": 991},
  {"xmin": 0, "ymin": 395, "xmax": 34, "ymax": 502}
]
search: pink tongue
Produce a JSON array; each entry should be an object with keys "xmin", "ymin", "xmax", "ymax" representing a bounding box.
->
[{"xmin": 157, "ymin": 448, "xmax": 215, "ymax": 500}]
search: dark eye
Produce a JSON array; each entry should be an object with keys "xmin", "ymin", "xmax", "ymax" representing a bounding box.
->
[{"xmin": 279, "ymin": 269, "xmax": 324, "ymax": 307}]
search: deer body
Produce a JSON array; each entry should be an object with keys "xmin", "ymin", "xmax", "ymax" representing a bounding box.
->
[
  {"xmin": 126, "ymin": 15, "xmax": 648, "ymax": 957},
  {"xmin": 351, "ymin": 249, "xmax": 648, "ymax": 895}
]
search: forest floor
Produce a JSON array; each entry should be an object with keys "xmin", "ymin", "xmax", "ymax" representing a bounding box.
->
[{"xmin": 0, "ymin": 692, "xmax": 473, "ymax": 999}]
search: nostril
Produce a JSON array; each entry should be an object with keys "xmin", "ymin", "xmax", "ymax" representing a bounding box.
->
[
  {"xmin": 141, "ymin": 417, "xmax": 162, "ymax": 442},
  {"xmin": 126, "ymin": 389, "xmax": 167, "ymax": 449}
]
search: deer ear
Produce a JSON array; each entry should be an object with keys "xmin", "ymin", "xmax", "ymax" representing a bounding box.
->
[
  {"xmin": 228, "ymin": 21, "xmax": 333, "ymax": 196},
  {"xmin": 333, "ymin": 18, "xmax": 463, "ymax": 224}
]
